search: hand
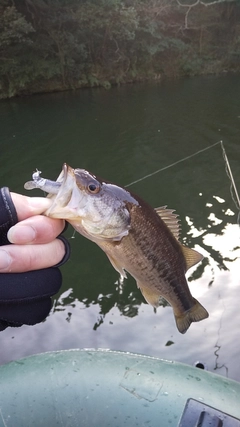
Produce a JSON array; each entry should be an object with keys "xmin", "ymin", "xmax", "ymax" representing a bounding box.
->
[
  {"xmin": 0, "ymin": 193, "xmax": 66, "ymax": 272},
  {"xmin": 0, "ymin": 188, "xmax": 70, "ymax": 330}
]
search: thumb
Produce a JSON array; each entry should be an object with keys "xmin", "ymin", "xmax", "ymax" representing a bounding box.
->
[{"xmin": 11, "ymin": 193, "xmax": 52, "ymax": 221}]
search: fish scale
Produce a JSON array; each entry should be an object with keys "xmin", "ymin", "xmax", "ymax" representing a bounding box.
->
[{"xmin": 117, "ymin": 204, "xmax": 192, "ymax": 305}]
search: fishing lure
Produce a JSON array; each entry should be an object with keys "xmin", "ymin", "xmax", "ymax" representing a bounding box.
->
[{"xmin": 24, "ymin": 169, "xmax": 61, "ymax": 194}]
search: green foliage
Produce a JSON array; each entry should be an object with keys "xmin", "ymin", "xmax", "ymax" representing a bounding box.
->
[
  {"xmin": 0, "ymin": 5, "xmax": 34, "ymax": 47},
  {"xmin": 0, "ymin": 0, "xmax": 240, "ymax": 98},
  {"xmin": 179, "ymin": 53, "xmax": 203, "ymax": 75},
  {"xmin": 0, "ymin": 5, "xmax": 36, "ymax": 96}
]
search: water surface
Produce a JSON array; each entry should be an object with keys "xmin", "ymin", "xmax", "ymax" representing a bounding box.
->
[{"xmin": 1, "ymin": 75, "xmax": 240, "ymax": 381}]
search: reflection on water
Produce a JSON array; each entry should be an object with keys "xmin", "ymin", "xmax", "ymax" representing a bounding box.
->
[
  {"xmin": 0, "ymin": 75, "xmax": 240, "ymax": 381},
  {"xmin": 186, "ymin": 194, "xmax": 240, "ymax": 279}
]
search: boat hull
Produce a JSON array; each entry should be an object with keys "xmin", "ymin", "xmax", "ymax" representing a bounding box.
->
[{"xmin": 0, "ymin": 349, "xmax": 239, "ymax": 426}]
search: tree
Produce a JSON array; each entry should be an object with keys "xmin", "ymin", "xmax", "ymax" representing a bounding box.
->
[{"xmin": 0, "ymin": 0, "xmax": 239, "ymax": 98}]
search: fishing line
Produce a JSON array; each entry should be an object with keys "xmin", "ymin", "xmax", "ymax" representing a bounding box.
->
[
  {"xmin": 221, "ymin": 141, "xmax": 240, "ymax": 225},
  {"xmin": 125, "ymin": 139, "xmax": 240, "ymax": 224},
  {"xmin": 125, "ymin": 140, "xmax": 221, "ymax": 187}
]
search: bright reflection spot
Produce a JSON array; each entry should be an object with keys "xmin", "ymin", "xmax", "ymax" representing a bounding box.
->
[
  {"xmin": 57, "ymin": 288, "xmax": 73, "ymax": 303},
  {"xmin": 213, "ymin": 195, "xmax": 225, "ymax": 203},
  {"xmin": 203, "ymin": 223, "xmax": 240, "ymax": 257},
  {"xmin": 185, "ymin": 216, "xmax": 206, "ymax": 237},
  {"xmin": 208, "ymin": 212, "xmax": 222, "ymax": 226},
  {"xmin": 185, "ymin": 215, "xmax": 193, "ymax": 226},
  {"xmin": 206, "ymin": 203, "xmax": 213, "ymax": 207},
  {"xmin": 225, "ymin": 208, "xmax": 234, "ymax": 216}
]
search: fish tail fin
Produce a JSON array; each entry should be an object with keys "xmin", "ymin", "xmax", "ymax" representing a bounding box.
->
[{"xmin": 175, "ymin": 298, "xmax": 209, "ymax": 334}]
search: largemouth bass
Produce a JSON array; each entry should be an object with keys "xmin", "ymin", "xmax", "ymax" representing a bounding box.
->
[{"xmin": 24, "ymin": 164, "xmax": 209, "ymax": 333}]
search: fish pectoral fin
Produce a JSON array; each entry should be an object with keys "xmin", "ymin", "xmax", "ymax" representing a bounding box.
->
[
  {"xmin": 138, "ymin": 283, "xmax": 162, "ymax": 308},
  {"xmin": 180, "ymin": 244, "xmax": 203, "ymax": 271},
  {"xmin": 106, "ymin": 253, "xmax": 127, "ymax": 279},
  {"xmin": 174, "ymin": 298, "xmax": 209, "ymax": 334}
]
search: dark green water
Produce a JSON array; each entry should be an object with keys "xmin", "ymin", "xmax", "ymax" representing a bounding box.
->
[{"xmin": 1, "ymin": 75, "xmax": 240, "ymax": 381}]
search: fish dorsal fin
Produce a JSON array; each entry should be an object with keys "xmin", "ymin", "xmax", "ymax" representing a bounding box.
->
[
  {"xmin": 155, "ymin": 206, "xmax": 181, "ymax": 240},
  {"xmin": 155, "ymin": 206, "xmax": 203, "ymax": 270},
  {"xmin": 180, "ymin": 244, "xmax": 203, "ymax": 271}
]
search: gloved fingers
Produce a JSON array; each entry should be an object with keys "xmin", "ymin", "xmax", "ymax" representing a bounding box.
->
[
  {"xmin": 0, "ymin": 268, "xmax": 62, "ymax": 328},
  {"xmin": 10, "ymin": 192, "xmax": 53, "ymax": 221},
  {"xmin": 0, "ymin": 298, "xmax": 53, "ymax": 326},
  {"xmin": 0, "ymin": 268, "xmax": 62, "ymax": 302},
  {"xmin": 0, "ymin": 239, "xmax": 66, "ymax": 273},
  {"xmin": 0, "ymin": 188, "xmax": 18, "ymax": 245},
  {"xmin": 7, "ymin": 215, "xmax": 65, "ymax": 245},
  {"xmin": 55, "ymin": 235, "xmax": 71, "ymax": 267}
]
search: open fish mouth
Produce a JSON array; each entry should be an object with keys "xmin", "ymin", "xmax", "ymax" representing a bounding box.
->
[
  {"xmin": 55, "ymin": 163, "xmax": 70, "ymax": 186},
  {"xmin": 44, "ymin": 163, "xmax": 86, "ymax": 219},
  {"xmin": 52, "ymin": 163, "xmax": 75, "ymax": 201}
]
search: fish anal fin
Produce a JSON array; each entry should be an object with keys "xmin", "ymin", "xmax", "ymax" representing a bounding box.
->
[
  {"xmin": 138, "ymin": 283, "xmax": 162, "ymax": 308},
  {"xmin": 175, "ymin": 298, "xmax": 209, "ymax": 334},
  {"xmin": 106, "ymin": 253, "xmax": 127, "ymax": 279},
  {"xmin": 180, "ymin": 244, "xmax": 203, "ymax": 271},
  {"xmin": 155, "ymin": 206, "xmax": 181, "ymax": 240}
]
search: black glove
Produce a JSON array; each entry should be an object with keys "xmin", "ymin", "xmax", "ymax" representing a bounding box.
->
[{"xmin": 0, "ymin": 187, "xmax": 70, "ymax": 331}]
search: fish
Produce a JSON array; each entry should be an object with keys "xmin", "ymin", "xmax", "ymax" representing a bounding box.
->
[{"xmin": 24, "ymin": 164, "xmax": 209, "ymax": 333}]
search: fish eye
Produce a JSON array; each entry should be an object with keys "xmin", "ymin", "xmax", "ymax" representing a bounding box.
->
[{"xmin": 87, "ymin": 182, "xmax": 100, "ymax": 194}]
